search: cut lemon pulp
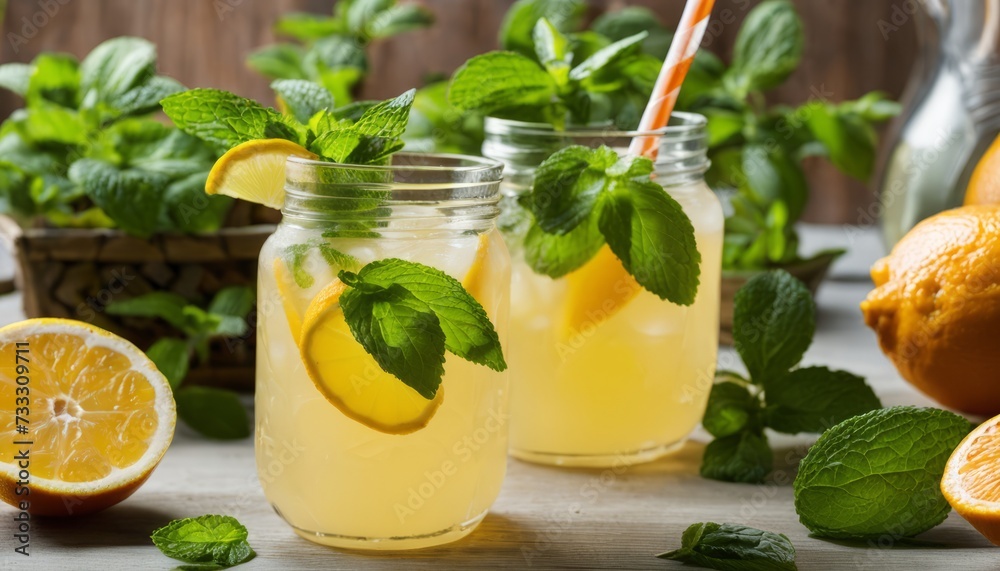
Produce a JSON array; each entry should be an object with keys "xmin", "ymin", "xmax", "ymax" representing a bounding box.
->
[
  {"xmin": 206, "ymin": 139, "xmax": 318, "ymax": 209},
  {"xmin": 299, "ymin": 281, "xmax": 445, "ymax": 435},
  {"xmin": 942, "ymin": 413, "xmax": 1000, "ymax": 544},
  {"xmin": 561, "ymin": 245, "xmax": 640, "ymax": 340},
  {"xmin": 0, "ymin": 319, "xmax": 176, "ymax": 516},
  {"xmin": 274, "ymin": 258, "xmax": 305, "ymax": 343}
]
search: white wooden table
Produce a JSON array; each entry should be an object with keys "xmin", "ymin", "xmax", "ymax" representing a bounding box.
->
[{"xmin": 3, "ymin": 226, "xmax": 998, "ymax": 570}]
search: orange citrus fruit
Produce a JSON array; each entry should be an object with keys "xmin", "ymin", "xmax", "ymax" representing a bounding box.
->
[
  {"xmin": 861, "ymin": 205, "xmax": 1000, "ymax": 415},
  {"xmin": 206, "ymin": 138, "xmax": 318, "ymax": 209},
  {"xmin": 0, "ymin": 319, "xmax": 176, "ymax": 516},
  {"xmin": 966, "ymin": 135, "xmax": 1000, "ymax": 205},
  {"xmin": 561, "ymin": 245, "xmax": 641, "ymax": 340},
  {"xmin": 942, "ymin": 412, "xmax": 1000, "ymax": 544}
]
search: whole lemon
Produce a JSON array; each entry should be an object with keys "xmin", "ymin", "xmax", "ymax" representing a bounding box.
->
[
  {"xmin": 966, "ymin": 135, "xmax": 1000, "ymax": 205},
  {"xmin": 861, "ymin": 205, "xmax": 1000, "ymax": 415}
]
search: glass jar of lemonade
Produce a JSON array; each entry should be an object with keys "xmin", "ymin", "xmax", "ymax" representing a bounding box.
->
[
  {"xmin": 483, "ymin": 114, "xmax": 723, "ymax": 468},
  {"xmin": 255, "ymin": 153, "xmax": 511, "ymax": 550}
]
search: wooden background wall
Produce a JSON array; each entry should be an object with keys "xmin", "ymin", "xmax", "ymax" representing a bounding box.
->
[{"xmin": 0, "ymin": 0, "xmax": 921, "ymax": 224}]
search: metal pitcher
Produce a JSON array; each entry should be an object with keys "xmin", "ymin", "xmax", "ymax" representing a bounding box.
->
[{"xmin": 879, "ymin": 0, "xmax": 1000, "ymax": 246}]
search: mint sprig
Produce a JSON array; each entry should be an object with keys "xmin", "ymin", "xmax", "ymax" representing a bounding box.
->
[
  {"xmin": 700, "ymin": 271, "xmax": 881, "ymax": 483},
  {"xmin": 450, "ymin": 17, "xmax": 655, "ymax": 127},
  {"xmin": 658, "ymin": 522, "xmax": 798, "ymax": 571},
  {"xmin": 521, "ymin": 145, "xmax": 700, "ymax": 305},
  {"xmin": 151, "ymin": 514, "xmax": 255, "ymax": 568},
  {"xmin": 794, "ymin": 406, "xmax": 972, "ymax": 541},
  {"xmin": 161, "ymin": 84, "xmax": 415, "ymax": 165},
  {"xmin": 338, "ymin": 258, "xmax": 506, "ymax": 399}
]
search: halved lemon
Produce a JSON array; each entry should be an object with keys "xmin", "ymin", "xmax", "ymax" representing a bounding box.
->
[
  {"xmin": 0, "ymin": 319, "xmax": 176, "ymax": 516},
  {"xmin": 561, "ymin": 245, "xmax": 641, "ymax": 340},
  {"xmin": 299, "ymin": 280, "xmax": 445, "ymax": 435},
  {"xmin": 206, "ymin": 139, "xmax": 318, "ymax": 209},
  {"xmin": 942, "ymin": 413, "xmax": 1000, "ymax": 544}
]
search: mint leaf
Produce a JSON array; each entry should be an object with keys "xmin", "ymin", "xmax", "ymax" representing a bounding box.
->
[
  {"xmin": 247, "ymin": 44, "xmax": 307, "ymax": 80},
  {"xmin": 523, "ymin": 215, "xmax": 605, "ymax": 278},
  {"xmin": 569, "ymin": 31, "xmax": 648, "ymax": 82},
  {"xmin": 282, "ymin": 242, "xmax": 360, "ymax": 288},
  {"xmin": 742, "ymin": 144, "xmax": 808, "ymax": 223},
  {"xmin": 112, "ymin": 75, "xmax": 184, "ymax": 117},
  {"xmin": 275, "ymin": 13, "xmax": 343, "ymax": 41},
  {"xmin": 106, "ymin": 292, "xmax": 200, "ymax": 333},
  {"xmin": 728, "ymin": 0, "xmax": 803, "ymax": 94},
  {"xmin": 338, "ymin": 280, "xmax": 447, "ymax": 399},
  {"xmin": 25, "ymin": 54, "xmax": 79, "ymax": 108},
  {"xmin": 0, "ymin": 63, "xmax": 32, "ymax": 97},
  {"xmin": 533, "ymin": 18, "xmax": 571, "ymax": 81},
  {"xmin": 732, "ymin": 271, "xmax": 814, "ymax": 383},
  {"xmin": 310, "ymin": 129, "xmax": 362, "ymax": 163},
  {"xmin": 703, "ymin": 382, "xmax": 759, "ymax": 438},
  {"xmin": 206, "ymin": 286, "xmax": 254, "ymax": 338},
  {"xmin": 164, "ymin": 172, "xmax": 232, "ymax": 234},
  {"xmin": 763, "ymin": 367, "xmax": 881, "ymax": 434},
  {"xmin": 176, "ymin": 387, "xmax": 251, "ymax": 440},
  {"xmin": 593, "ymin": 7, "xmax": 672, "ymax": 59},
  {"xmin": 449, "ymin": 52, "xmax": 557, "ymax": 115},
  {"xmin": 598, "ymin": 179, "xmax": 701, "ymax": 305},
  {"xmin": 805, "ymin": 106, "xmax": 877, "ymax": 181},
  {"xmin": 526, "ymin": 145, "xmax": 611, "ymax": 234},
  {"xmin": 347, "ymin": 258, "xmax": 506, "ymax": 372},
  {"xmin": 151, "ymin": 514, "xmax": 255, "ymax": 567},
  {"xmin": 271, "ymin": 79, "xmax": 336, "ymax": 124},
  {"xmin": 701, "ymin": 429, "xmax": 772, "ymax": 484},
  {"xmin": 146, "ymin": 338, "xmax": 190, "ymax": 391},
  {"xmin": 794, "ymin": 406, "xmax": 971, "ymax": 540},
  {"xmin": 68, "ymin": 159, "xmax": 168, "ymax": 238},
  {"xmin": 499, "ymin": 0, "xmax": 585, "ymax": 58},
  {"xmin": 364, "ymin": 4, "xmax": 434, "ymax": 39},
  {"xmin": 659, "ymin": 522, "xmax": 798, "ymax": 571},
  {"xmin": 80, "ymin": 36, "xmax": 157, "ymax": 105},
  {"xmin": 161, "ymin": 89, "xmax": 294, "ymax": 150}
]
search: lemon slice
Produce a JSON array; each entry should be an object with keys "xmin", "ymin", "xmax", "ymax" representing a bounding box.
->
[
  {"xmin": 299, "ymin": 280, "xmax": 445, "ymax": 435},
  {"xmin": 274, "ymin": 258, "xmax": 305, "ymax": 344},
  {"xmin": 561, "ymin": 245, "xmax": 640, "ymax": 340},
  {"xmin": 206, "ymin": 139, "xmax": 318, "ymax": 208},
  {"xmin": 295, "ymin": 234, "xmax": 494, "ymax": 434},
  {"xmin": 0, "ymin": 319, "xmax": 176, "ymax": 516}
]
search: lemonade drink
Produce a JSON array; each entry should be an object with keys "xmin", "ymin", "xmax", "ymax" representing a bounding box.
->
[
  {"xmin": 255, "ymin": 154, "xmax": 511, "ymax": 550},
  {"xmin": 484, "ymin": 115, "xmax": 724, "ymax": 467}
]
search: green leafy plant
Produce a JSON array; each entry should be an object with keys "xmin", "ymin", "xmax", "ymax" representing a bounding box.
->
[
  {"xmin": 659, "ymin": 522, "xmax": 797, "ymax": 570},
  {"xmin": 163, "ymin": 83, "xmax": 414, "ymax": 165},
  {"xmin": 403, "ymin": 80, "xmax": 485, "ymax": 156},
  {"xmin": 0, "ymin": 37, "xmax": 227, "ymax": 237},
  {"xmin": 449, "ymin": 16, "xmax": 661, "ymax": 129},
  {"xmin": 794, "ymin": 406, "xmax": 971, "ymax": 541},
  {"xmin": 520, "ymin": 145, "xmax": 700, "ymax": 304},
  {"xmin": 247, "ymin": 0, "xmax": 433, "ymax": 105},
  {"xmin": 676, "ymin": 0, "xmax": 900, "ymax": 270},
  {"xmin": 152, "ymin": 514, "xmax": 255, "ymax": 568},
  {"xmin": 107, "ymin": 286, "xmax": 255, "ymax": 440},
  {"xmin": 701, "ymin": 270, "xmax": 880, "ymax": 483}
]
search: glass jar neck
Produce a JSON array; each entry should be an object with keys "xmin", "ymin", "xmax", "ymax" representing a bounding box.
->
[
  {"xmin": 280, "ymin": 153, "xmax": 504, "ymax": 237},
  {"xmin": 482, "ymin": 114, "xmax": 711, "ymax": 194}
]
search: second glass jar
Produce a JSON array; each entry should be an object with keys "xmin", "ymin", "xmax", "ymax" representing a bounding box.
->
[{"xmin": 483, "ymin": 114, "xmax": 724, "ymax": 468}]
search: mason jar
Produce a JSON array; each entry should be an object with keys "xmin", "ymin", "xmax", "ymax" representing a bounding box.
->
[
  {"xmin": 483, "ymin": 114, "xmax": 723, "ymax": 468},
  {"xmin": 255, "ymin": 153, "xmax": 510, "ymax": 550}
]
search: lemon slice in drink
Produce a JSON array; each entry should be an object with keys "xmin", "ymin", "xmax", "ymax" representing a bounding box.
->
[
  {"xmin": 560, "ymin": 245, "xmax": 640, "ymax": 340},
  {"xmin": 297, "ymin": 236, "xmax": 493, "ymax": 434},
  {"xmin": 206, "ymin": 139, "xmax": 318, "ymax": 209},
  {"xmin": 0, "ymin": 319, "xmax": 176, "ymax": 516}
]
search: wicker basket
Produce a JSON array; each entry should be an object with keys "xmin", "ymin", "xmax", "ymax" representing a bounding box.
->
[{"xmin": 0, "ymin": 214, "xmax": 274, "ymax": 391}]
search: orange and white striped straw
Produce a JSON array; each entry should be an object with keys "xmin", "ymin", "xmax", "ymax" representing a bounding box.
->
[{"xmin": 628, "ymin": 0, "xmax": 717, "ymax": 159}]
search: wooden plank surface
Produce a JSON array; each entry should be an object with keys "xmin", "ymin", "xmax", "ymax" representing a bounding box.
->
[
  {"xmin": 2, "ymin": 226, "xmax": 999, "ymax": 569},
  {"xmin": 0, "ymin": 0, "xmax": 919, "ymax": 225}
]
